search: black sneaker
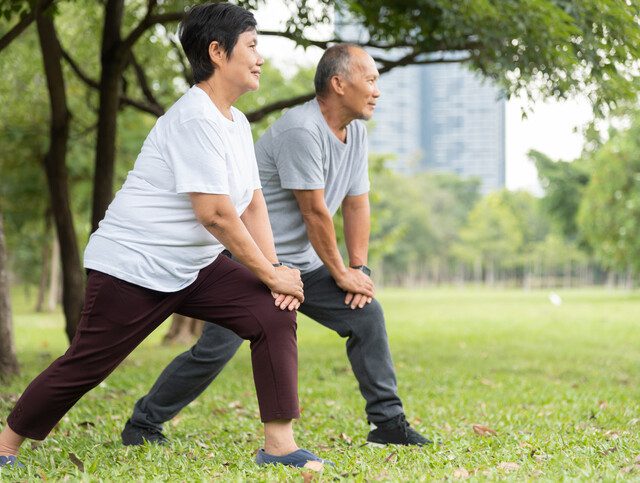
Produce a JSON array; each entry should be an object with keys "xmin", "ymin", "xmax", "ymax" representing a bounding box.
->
[
  {"xmin": 121, "ymin": 419, "xmax": 168, "ymax": 446},
  {"xmin": 366, "ymin": 414, "xmax": 432, "ymax": 446}
]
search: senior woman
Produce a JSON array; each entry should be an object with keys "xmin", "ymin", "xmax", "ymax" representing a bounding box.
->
[{"xmin": 0, "ymin": 2, "xmax": 328, "ymax": 471}]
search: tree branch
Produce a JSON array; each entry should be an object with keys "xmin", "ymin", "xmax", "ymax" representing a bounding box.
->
[
  {"xmin": 129, "ymin": 52, "xmax": 165, "ymax": 114},
  {"xmin": 169, "ymin": 35, "xmax": 194, "ymax": 86},
  {"xmin": 61, "ymin": 46, "xmax": 164, "ymax": 117},
  {"xmin": 121, "ymin": 6, "xmax": 184, "ymax": 53},
  {"xmin": 245, "ymin": 92, "xmax": 316, "ymax": 123},
  {"xmin": 0, "ymin": 0, "xmax": 55, "ymax": 54},
  {"xmin": 61, "ymin": 47, "xmax": 99, "ymax": 89}
]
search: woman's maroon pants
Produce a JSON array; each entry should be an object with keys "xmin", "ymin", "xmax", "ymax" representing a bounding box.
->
[{"xmin": 7, "ymin": 254, "xmax": 299, "ymax": 440}]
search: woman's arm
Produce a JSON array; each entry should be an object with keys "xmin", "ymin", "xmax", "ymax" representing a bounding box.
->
[{"xmin": 189, "ymin": 192, "xmax": 303, "ymax": 303}]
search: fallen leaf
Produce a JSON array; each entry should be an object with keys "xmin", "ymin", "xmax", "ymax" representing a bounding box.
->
[
  {"xmin": 302, "ymin": 471, "xmax": 315, "ymax": 483},
  {"xmin": 599, "ymin": 400, "xmax": 608, "ymax": 409},
  {"xmin": 497, "ymin": 462, "xmax": 520, "ymax": 472},
  {"xmin": 472, "ymin": 424, "xmax": 497, "ymax": 436},
  {"xmin": 519, "ymin": 441, "xmax": 533, "ymax": 449},
  {"xmin": 453, "ymin": 467, "xmax": 469, "ymax": 479},
  {"xmin": 384, "ymin": 452, "xmax": 398, "ymax": 463},
  {"xmin": 480, "ymin": 378, "xmax": 496, "ymax": 387},
  {"xmin": 68, "ymin": 452, "xmax": 84, "ymax": 472},
  {"xmin": 605, "ymin": 430, "xmax": 620, "ymax": 440},
  {"xmin": 228, "ymin": 401, "xmax": 244, "ymax": 409},
  {"xmin": 620, "ymin": 465, "xmax": 639, "ymax": 475},
  {"xmin": 340, "ymin": 432, "xmax": 352, "ymax": 444}
]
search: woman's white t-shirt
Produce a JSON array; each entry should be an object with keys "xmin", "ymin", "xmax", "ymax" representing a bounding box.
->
[{"xmin": 84, "ymin": 86, "xmax": 261, "ymax": 292}]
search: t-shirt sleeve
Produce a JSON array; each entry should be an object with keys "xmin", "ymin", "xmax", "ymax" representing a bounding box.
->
[
  {"xmin": 274, "ymin": 128, "xmax": 325, "ymax": 190},
  {"xmin": 348, "ymin": 127, "xmax": 371, "ymax": 196},
  {"xmin": 164, "ymin": 118, "xmax": 230, "ymax": 195}
]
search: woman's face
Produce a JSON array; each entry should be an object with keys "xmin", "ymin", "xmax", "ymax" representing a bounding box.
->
[{"xmin": 218, "ymin": 29, "xmax": 264, "ymax": 93}]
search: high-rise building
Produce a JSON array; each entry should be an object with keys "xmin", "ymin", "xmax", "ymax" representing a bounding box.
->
[
  {"xmin": 368, "ymin": 63, "xmax": 505, "ymax": 193},
  {"xmin": 419, "ymin": 63, "xmax": 506, "ymax": 193},
  {"xmin": 335, "ymin": 15, "xmax": 506, "ymax": 193}
]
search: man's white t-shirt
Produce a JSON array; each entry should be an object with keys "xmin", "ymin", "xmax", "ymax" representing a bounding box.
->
[{"xmin": 84, "ymin": 86, "xmax": 261, "ymax": 292}]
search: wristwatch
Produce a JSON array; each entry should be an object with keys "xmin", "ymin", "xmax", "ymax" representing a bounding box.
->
[{"xmin": 350, "ymin": 264, "xmax": 371, "ymax": 276}]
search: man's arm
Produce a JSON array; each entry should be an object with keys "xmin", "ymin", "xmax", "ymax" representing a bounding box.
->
[
  {"xmin": 342, "ymin": 193, "xmax": 373, "ymax": 308},
  {"xmin": 293, "ymin": 189, "xmax": 373, "ymax": 306},
  {"xmin": 190, "ymin": 192, "xmax": 303, "ymax": 303},
  {"xmin": 240, "ymin": 189, "xmax": 300, "ymax": 310}
]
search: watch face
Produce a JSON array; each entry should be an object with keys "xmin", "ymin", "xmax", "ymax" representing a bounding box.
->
[{"xmin": 351, "ymin": 265, "xmax": 371, "ymax": 276}]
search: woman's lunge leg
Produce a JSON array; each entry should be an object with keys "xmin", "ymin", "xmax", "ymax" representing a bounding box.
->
[{"xmin": 0, "ymin": 271, "xmax": 177, "ymax": 456}]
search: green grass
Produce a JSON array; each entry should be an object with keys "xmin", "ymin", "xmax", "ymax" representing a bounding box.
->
[{"xmin": 1, "ymin": 287, "xmax": 640, "ymax": 481}]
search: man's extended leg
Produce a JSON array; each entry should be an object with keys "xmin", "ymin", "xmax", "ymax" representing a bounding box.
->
[
  {"xmin": 299, "ymin": 266, "xmax": 430, "ymax": 445},
  {"xmin": 123, "ymin": 323, "xmax": 243, "ymax": 444}
]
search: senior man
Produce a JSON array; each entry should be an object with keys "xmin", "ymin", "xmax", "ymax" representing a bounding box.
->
[{"xmin": 122, "ymin": 43, "xmax": 430, "ymax": 447}]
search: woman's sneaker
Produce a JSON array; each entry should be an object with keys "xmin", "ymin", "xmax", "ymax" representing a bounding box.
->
[{"xmin": 366, "ymin": 414, "xmax": 432, "ymax": 446}]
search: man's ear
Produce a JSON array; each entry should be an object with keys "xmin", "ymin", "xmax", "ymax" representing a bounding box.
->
[
  {"xmin": 208, "ymin": 41, "xmax": 226, "ymax": 69},
  {"xmin": 330, "ymin": 75, "xmax": 346, "ymax": 96}
]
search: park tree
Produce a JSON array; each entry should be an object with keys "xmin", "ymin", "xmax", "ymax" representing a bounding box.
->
[
  {"xmin": 454, "ymin": 191, "xmax": 525, "ymax": 284},
  {"xmin": 530, "ymin": 150, "xmax": 591, "ymax": 239},
  {"xmin": 577, "ymin": 115, "xmax": 640, "ymax": 277},
  {"xmin": 2, "ymin": 0, "xmax": 640, "ymax": 341},
  {"xmin": 0, "ymin": 212, "xmax": 20, "ymax": 379}
]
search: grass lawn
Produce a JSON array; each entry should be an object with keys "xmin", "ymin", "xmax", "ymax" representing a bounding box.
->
[{"xmin": 1, "ymin": 287, "xmax": 639, "ymax": 481}]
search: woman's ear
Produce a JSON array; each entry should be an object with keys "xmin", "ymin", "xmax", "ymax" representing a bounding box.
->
[{"xmin": 208, "ymin": 41, "xmax": 226, "ymax": 69}]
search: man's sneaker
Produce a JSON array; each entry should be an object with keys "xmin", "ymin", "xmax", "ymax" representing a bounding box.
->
[
  {"xmin": 121, "ymin": 419, "xmax": 168, "ymax": 446},
  {"xmin": 366, "ymin": 413, "xmax": 432, "ymax": 446}
]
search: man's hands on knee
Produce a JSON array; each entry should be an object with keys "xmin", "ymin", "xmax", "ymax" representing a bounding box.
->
[{"xmin": 336, "ymin": 267, "xmax": 374, "ymax": 309}]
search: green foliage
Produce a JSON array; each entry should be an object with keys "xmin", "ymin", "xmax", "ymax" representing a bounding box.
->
[
  {"xmin": 340, "ymin": 0, "xmax": 640, "ymax": 116},
  {"xmin": 455, "ymin": 190, "xmax": 525, "ymax": 274},
  {"xmin": 3, "ymin": 287, "xmax": 640, "ymax": 479},
  {"xmin": 531, "ymin": 149, "xmax": 591, "ymax": 239},
  {"xmin": 578, "ymin": 115, "xmax": 640, "ymax": 274}
]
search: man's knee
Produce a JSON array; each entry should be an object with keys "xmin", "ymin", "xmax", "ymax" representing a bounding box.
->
[{"xmin": 350, "ymin": 298, "xmax": 387, "ymax": 336}]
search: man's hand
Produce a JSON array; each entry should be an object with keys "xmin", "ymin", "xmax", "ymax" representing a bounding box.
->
[
  {"xmin": 336, "ymin": 267, "xmax": 374, "ymax": 309},
  {"xmin": 344, "ymin": 292, "xmax": 373, "ymax": 310},
  {"xmin": 266, "ymin": 266, "xmax": 304, "ymax": 308}
]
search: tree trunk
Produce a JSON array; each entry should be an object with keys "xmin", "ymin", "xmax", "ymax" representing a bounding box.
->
[
  {"xmin": 37, "ymin": 11, "xmax": 85, "ymax": 343},
  {"xmin": 162, "ymin": 314, "xmax": 204, "ymax": 345},
  {"xmin": 35, "ymin": 215, "xmax": 52, "ymax": 312},
  {"xmin": 91, "ymin": 0, "xmax": 127, "ymax": 233},
  {"xmin": 47, "ymin": 233, "xmax": 61, "ymax": 311},
  {"xmin": 0, "ymin": 213, "xmax": 20, "ymax": 379}
]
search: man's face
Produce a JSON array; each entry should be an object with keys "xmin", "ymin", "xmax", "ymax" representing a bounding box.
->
[{"xmin": 340, "ymin": 49, "xmax": 381, "ymax": 121}]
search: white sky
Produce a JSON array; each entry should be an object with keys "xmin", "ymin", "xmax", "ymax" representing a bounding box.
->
[{"xmin": 255, "ymin": 2, "xmax": 593, "ymax": 194}]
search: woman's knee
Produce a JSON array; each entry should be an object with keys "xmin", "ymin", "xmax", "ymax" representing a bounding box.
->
[{"xmin": 257, "ymin": 306, "xmax": 297, "ymax": 338}]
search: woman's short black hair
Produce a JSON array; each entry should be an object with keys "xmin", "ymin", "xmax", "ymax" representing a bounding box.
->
[{"xmin": 179, "ymin": 3, "xmax": 257, "ymax": 83}]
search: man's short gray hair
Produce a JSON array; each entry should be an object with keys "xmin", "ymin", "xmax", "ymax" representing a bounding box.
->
[{"xmin": 314, "ymin": 44, "xmax": 358, "ymax": 96}]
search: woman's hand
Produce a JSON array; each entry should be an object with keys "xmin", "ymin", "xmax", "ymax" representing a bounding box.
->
[{"xmin": 266, "ymin": 266, "xmax": 304, "ymax": 308}]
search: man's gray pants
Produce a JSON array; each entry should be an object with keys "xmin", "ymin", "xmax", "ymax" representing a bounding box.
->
[{"xmin": 130, "ymin": 265, "xmax": 404, "ymax": 430}]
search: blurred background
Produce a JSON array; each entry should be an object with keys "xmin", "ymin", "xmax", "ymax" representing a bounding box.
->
[{"xmin": 1, "ymin": 0, "xmax": 639, "ymax": 366}]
